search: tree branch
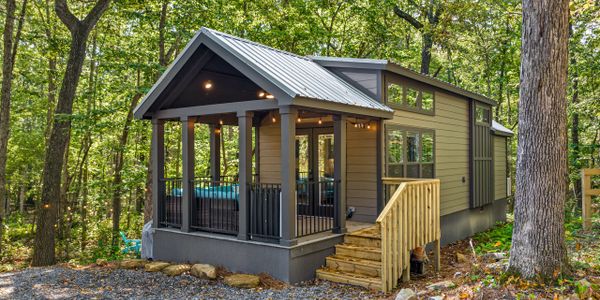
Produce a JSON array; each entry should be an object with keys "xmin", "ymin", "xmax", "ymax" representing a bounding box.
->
[
  {"xmin": 393, "ymin": 6, "xmax": 423, "ymax": 29},
  {"xmin": 81, "ymin": 0, "xmax": 111, "ymax": 31},
  {"xmin": 10, "ymin": 0, "xmax": 28, "ymax": 66},
  {"xmin": 54, "ymin": 0, "xmax": 79, "ymax": 31}
]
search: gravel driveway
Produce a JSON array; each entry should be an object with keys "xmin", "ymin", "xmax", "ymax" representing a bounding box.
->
[{"xmin": 0, "ymin": 266, "xmax": 384, "ymax": 299}]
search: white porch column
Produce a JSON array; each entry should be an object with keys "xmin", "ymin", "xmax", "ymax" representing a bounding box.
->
[
  {"xmin": 151, "ymin": 118, "xmax": 165, "ymax": 229},
  {"xmin": 181, "ymin": 116, "xmax": 195, "ymax": 232},
  {"xmin": 237, "ymin": 111, "xmax": 253, "ymax": 240},
  {"xmin": 333, "ymin": 114, "xmax": 347, "ymax": 234},
  {"xmin": 280, "ymin": 106, "xmax": 297, "ymax": 246}
]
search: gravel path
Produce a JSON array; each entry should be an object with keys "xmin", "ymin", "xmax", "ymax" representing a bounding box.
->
[{"xmin": 0, "ymin": 266, "xmax": 385, "ymax": 299}]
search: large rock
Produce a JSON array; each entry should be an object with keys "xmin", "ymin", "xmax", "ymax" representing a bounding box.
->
[
  {"xmin": 162, "ymin": 264, "xmax": 191, "ymax": 276},
  {"xmin": 145, "ymin": 261, "xmax": 171, "ymax": 272},
  {"xmin": 481, "ymin": 252, "xmax": 506, "ymax": 262},
  {"xmin": 484, "ymin": 260, "xmax": 509, "ymax": 274},
  {"xmin": 395, "ymin": 288, "xmax": 417, "ymax": 300},
  {"xmin": 95, "ymin": 259, "xmax": 108, "ymax": 266},
  {"xmin": 224, "ymin": 274, "xmax": 260, "ymax": 288},
  {"xmin": 426, "ymin": 280, "xmax": 455, "ymax": 291},
  {"xmin": 190, "ymin": 264, "xmax": 217, "ymax": 280},
  {"xmin": 119, "ymin": 259, "xmax": 147, "ymax": 269}
]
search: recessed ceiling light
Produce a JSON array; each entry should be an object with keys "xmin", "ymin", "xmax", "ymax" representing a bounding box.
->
[
  {"xmin": 204, "ymin": 81, "xmax": 213, "ymax": 89},
  {"xmin": 258, "ymin": 91, "xmax": 265, "ymax": 98},
  {"xmin": 266, "ymin": 94, "xmax": 274, "ymax": 99}
]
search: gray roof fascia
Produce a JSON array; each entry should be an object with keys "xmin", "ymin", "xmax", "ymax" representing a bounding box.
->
[{"xmin": 293, "ymin": 96, "xmax": 394, "ymax": 119}]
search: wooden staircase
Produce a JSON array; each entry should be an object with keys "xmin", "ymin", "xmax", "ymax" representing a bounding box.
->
[{"xmin": 316, "ymin": 225, "xmax": 384, "ymax": 290}]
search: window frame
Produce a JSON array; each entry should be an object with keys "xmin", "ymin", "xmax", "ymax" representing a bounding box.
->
[
  {"xmin": 385, "ymin": 76, "xmax": 436, "ymax": 116},
  {"xmin": 385, "ymin": 125, "xmax": 436, "ymax": 179}
]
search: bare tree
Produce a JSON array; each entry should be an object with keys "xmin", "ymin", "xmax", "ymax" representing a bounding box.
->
[
  {"xmin": 0, "ymin": 0, "xmax": 27, "ymax": 254},
  {"xmin": 32, "ymin": 0, "xmax": 111, "ymax": 267},
  {"xmin": 509, "ymin": 0, "xmax": 570, "ymax": 278}
]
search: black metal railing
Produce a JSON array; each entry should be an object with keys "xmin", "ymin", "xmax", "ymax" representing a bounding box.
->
[
  {"xmin": 190, "ymin": 179, "xmax": 239, "ymax": 235},
  {"xmin": 159, "ymin": 178, "xmax": 183, "ymax": 228},
  {"xmin": 249, "ymin": 183, "xmax": 281, "ymax": 242},
  {"xmin": 296, "ymin": 179, "xmax": 337, "ymax": 237}
]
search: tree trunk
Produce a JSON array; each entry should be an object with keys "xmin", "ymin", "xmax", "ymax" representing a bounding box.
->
[
  {"xmin": 0, "ymin": 0, "xmax": 21, "ymax": 256},
  {"xmin": 508, "ymin": 0, "xmax": 570, "ymax": 278},
  {"xmin": 32, "ymin": 0, "xmax": 111, "ymax": 267}
]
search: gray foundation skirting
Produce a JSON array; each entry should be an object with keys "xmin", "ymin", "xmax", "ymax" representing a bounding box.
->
[{"xmin": 439, "ymin": 198, "xmax": 507, "ymax": 245}]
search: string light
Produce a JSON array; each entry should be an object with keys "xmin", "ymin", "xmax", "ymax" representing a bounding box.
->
[
  {"xmin": 219, "ymin": 119, "xmax": 223, "ymax": 125},
  {"xmin": 272, "ymin": 116, "xmax": 277, "ymax": 123},
  {"xmin": 297, "ymin": 117, "xmax": 301, "ymax": 123},
  {"xmin": 367, "ymin": 123, "xmax": 371, "ymax": 129},
  {"xmin": 318, "ymin": 118, "xmax": 322, "ymax": 125}
]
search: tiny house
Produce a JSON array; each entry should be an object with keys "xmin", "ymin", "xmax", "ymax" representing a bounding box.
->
[{"xmin": 133, "ymin": 28, "xmax": 512, "ymax": 288}]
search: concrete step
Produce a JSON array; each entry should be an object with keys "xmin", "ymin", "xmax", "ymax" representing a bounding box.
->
[
  {"xmin": 325, "ymin": 255, "xmax": 381, "ymax": 277},
  {"xmin": 335, "ymin": 244, "xmax": 382, "ymax": 262},
  {"xmin": 316, "ymin": 268, "xmax": 382, "ymax": 290}
]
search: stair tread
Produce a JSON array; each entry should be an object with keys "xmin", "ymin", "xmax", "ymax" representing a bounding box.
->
[
  {"xmin": 328, "ymin": 255, "xmax": 382, "ymax": 267},
  {"xmin": 316, "ymin": 268, "xmax": 382, "ymax": 290},
  {"xmin": 336, "ymin": 243, "xmax": 382, "ymax": 253},
  {"xmin": 347, "ymin": 226, "xmax": 381, "ymax": 239}
]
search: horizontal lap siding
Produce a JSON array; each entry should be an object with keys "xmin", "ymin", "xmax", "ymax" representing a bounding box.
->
[
  {"xmin": 386, "ymin": 91, "xmax": 470, "ymax": 215},
  {"xmin": 346, "ymin": 122, "xmax": 378, "ymax": 222},
  {"xmin": 494, "ymin": 136, "xmax": 507, "ymax": 200},
  {"xmin": 259, "ymin": 122, "xmax": 281, "ymax": 184}
]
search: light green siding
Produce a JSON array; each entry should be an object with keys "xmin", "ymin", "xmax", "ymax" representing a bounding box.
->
[
  {"xmin": 385, "ymin": 91, "xmax": 470, "ymax": 216},
  {"xmin": 494, "ymin": 136, "xmax": 507, "ymax": 200}
]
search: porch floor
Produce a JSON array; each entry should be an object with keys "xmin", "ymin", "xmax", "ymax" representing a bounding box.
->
[{"xmin": 296, "ymin": 221, "xmax": 372, "ymax": 244}]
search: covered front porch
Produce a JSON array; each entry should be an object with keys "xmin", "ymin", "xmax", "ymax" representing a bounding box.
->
[{"xmin": 152, "ymin": 104, "xmax": 383, "ymax": 246}]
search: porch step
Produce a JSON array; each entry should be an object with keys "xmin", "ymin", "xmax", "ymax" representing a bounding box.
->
[
  {"xmin": 325, "ymin": 255, "xmax": 381, "ymax": 277},
  {"xmin": 317, "ymin": 224, "xmax": 384, "ymax": 290},
  {"xmin": 316, "ymin": 268, "xmax": 382, "ymax": 290},
  {"xmin": 335, "ymin": 244, "xmax": 382, "ymax": 261}
]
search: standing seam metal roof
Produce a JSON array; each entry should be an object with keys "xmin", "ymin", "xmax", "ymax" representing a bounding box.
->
[{"xmin": 202, "ymin": 28, "xmax": 393, "ymax": 113}]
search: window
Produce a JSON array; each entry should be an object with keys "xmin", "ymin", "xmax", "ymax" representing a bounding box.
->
[
  {"xmin": 475, "ymin": 105, "xmax": 490, "ymax": 124},
  {"xmin": 385, "ymin": 126, "xmax": 435, "ymax": 179},
  {"xmin": 386, "ymin": 81, "xmax": 435, "ymax": 114}
]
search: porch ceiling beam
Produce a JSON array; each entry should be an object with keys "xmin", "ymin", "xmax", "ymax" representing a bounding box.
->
[{"xmin": 154, "ymin": 99, "xmax": 278, "ymax": 120}]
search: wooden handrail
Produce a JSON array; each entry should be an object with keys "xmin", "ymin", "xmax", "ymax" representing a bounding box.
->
[{"xmin": 377, "ymin": 178, "xmax": 441, "ymax": 292}]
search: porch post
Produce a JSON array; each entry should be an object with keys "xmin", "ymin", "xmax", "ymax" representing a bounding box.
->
[
  {"xmin": 209, "ymin": 124, "xmax": 221, "ymax": 182},
  {"xmin": 376, "ymin": 119, "xmax": 384, "ymax": 214},
  {"xmin": 151, "ymin": 118, "xmax": 165, "ymax": 229},
  {"xmin": 333, "ymin": 114, "xmax": 347, "ymax": 234},
  {"xmin": 280, "ymin": 106, "xmax": 297, "ymax": 246},
  {"xmin": 237, "ymin": 111, "xmax": 253, "ymax": 240},
  {"xmin": 181, "ymin": 116, "xmax": 195, "ymax": 232}
]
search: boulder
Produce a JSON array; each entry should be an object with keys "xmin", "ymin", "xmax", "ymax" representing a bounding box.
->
[
  {"xmin": 395, "ymin": 288, "xmax": 417, "ymax": 300},
  {"xmin": 145, "ymin": 261, "xmax": 171, "ymax": 272},
  {"xmin": 484, "ymin": 260, "xmax": 508, "ymax": 274},
  {"xmin": 426, "ymin": 280, "xmax": 455, "ymax": 291},
  {"xmin": 162, "ymin": 264, "xmax": 191, "ymax": 276},
  {"xmin": 119, "ymin": 259, "xmax": 147, "ymax": 269},
  {"xmin": 95, "ymin": 259, "xmax": 108, "ymax": 266},
  {"xmin": 481, "ymin": 252, "xmax": 506, "ymax": 262},
  {"xmin": 224, "ymin": 274, "xmax": 260, "ymax": 288},
  {"xmin": 456, "ymin": 252, "xmax": 468, "ymax": 263},
  {"xmin": 190, "ymin": 264, "xmax": 217, "ymax": 280}
]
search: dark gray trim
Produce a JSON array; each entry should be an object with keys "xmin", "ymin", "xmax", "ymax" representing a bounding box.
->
[
  {"xmin": 383, "ymin": 124, "xmax": 436, "ymax": 179},
  {"xmin": 181, "ymin": 117, "xmax": 195, "ymax": 232},
  {"xmin": 151, "ymin": 118, "xmax": 165, "ymax": 229},
  {"xmin": 376, "ymin": 119, "xmax": 384, "ymax": 214},
  {"xmin": 385, "ymin": 73, "xmax": 436, "ymax": 116},
  {"xmin": 153, "ymin": 228, "xmax": 344, "ymax": 283},
  {"xmin": 279, "ymin": 106, "xmax": 298, "ymax": 246},
  {"xmin": 237, "ymin": 111, "xmax": 253, "ymax": 240},
  {"xmin": 293, "ymin": 97, "xmax": 393, "ymax": 119},
  {"xmin": 310, "ymin": 56, "xmax": 497, "ymax": 106},
  {"xmin": 154, "ymin": 100, "xmax": 278, "ymax": 120},
  {"xmin": 439, "ymin": 199, "xmax": 507, "ymax": 246},
  {"xmin": 333, "ymin": 114, "xmax": 347, "ymax": 234},
  {"xmin": 209, "ymin": 124, "xmax": 221, "ymax": 182}
]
